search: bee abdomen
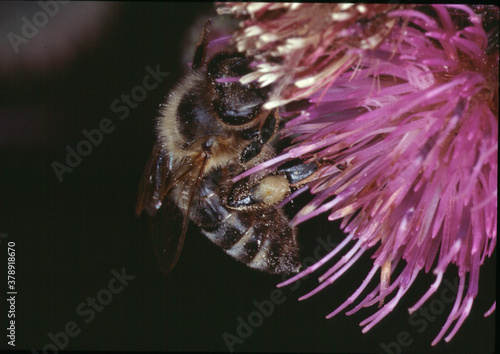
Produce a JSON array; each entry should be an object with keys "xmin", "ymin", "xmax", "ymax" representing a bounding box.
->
[
  {"xmin": 236, "ymin": 215, "xmax": 300, "ymax": 274},
  {"xmin": 203, "ymin": 225, "xmax": 300, "ymax": 274},
  {"xmin": 196, "ymin": 197, "xmax": 300, "ymax": 274}
]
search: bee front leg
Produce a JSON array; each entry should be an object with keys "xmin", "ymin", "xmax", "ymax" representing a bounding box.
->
[{"xmin": 277, "ymin": 160, "xmax": 319, "ymax": 187}]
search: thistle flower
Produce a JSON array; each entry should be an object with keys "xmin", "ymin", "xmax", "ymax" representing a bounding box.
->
[{"xmin": 217, "ymin": 3, "xmax": 498, "ymax": 345}]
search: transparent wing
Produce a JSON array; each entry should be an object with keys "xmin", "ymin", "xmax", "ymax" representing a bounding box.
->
[{"xmin": 136, "ymin": 142, "xmax": 208, "ymax": 273}]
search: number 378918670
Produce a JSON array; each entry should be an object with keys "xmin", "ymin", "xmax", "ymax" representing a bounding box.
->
[{"xmin": 7, "ymin": 242, "xmax": 15, "ymax": 290}]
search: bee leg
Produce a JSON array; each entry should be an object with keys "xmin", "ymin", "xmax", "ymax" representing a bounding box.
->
[
  {"xmin": 228, "ymin": 161, "xmax": 319, "ymax": 209},
  {"xmin": 191, "ymin": 19, "xmax": 212, "ymax": 70},
  {"xmin": 239, "ymin": 111, "xmax": 278, "ymax": 163},
  {"xmin": 250, "ymin": 175, "xmax": 290, "ymax": 205},
  {"xmin": 227, "ymin": 172, "xmax": 289, "ymax": 208},
  {"xmin": 240, "ymin": 141, "xmax": 263, "ymax": 163},
  {"xmin": 249, "ymin": 161, "xmax": 319, "ymax": 206},
  {"xmin": 278, "ymin": 160, "xmax": 319, "ymax": 187}
]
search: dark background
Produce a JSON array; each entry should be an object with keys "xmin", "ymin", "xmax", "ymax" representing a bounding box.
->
[{"xmin": 0, "ymin": 3, "xmax": 496, "ymax": 353}]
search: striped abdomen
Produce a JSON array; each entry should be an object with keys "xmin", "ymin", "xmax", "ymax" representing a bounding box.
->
[{"xmin": 188, "ymin": 167, "xmax": 300, "ymax": 274}]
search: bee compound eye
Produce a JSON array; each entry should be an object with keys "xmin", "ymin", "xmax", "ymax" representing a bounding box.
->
[
  {"xmin": 219, "ymin": 106, "xmax": 259, "ymax": 125},
  {"xmin": 215, "ymin": 92, "xmax": 264, "ymax": 126},
  {"xmin": 213, "ymin": 82, "xmax": 266, "ymax": 126},
  {"xmin": 177, "ymin": 91, "xmax": 210, "ymax": 142},
  {"xmin": 208, "ymin": 53, "xmax": 250, "ymax": 79}
]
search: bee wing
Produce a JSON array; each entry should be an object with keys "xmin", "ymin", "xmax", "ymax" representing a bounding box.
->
[
  {"xmin": 149, "ymin": 199, "xmax": 186, "ymax": 273},
  {"xmin": 137, "ymin": 142, "xmax": 210, "ymax": 273},
  {"xmin": 152, "ymin": 151, "xmax": 210, "ymax": 273},
  {"xmin": 135, "ymin": 142, "xmax": 170, "ymax": 217},
  {"xmin": 136, "ymin": 142, "xmax": 185, "ymax": 273}
]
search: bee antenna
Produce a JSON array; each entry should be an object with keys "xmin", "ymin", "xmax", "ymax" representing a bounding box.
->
[{"xmin": 191, "ymin": 19, "xmax": 212, "ymax": 70}]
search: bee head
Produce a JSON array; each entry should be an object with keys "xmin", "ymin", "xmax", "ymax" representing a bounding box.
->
[{"xmin": 208, "ymin": 53, "xmax": 270, "ymax": 126}]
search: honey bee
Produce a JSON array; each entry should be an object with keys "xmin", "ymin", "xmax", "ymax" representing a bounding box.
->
[{"xmin": 136, "ymin": 21, "xmax": 318, "ymax": 274}]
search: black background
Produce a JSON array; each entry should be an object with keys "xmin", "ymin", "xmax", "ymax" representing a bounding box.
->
[{"xmin": 0, "ymin": 3, "xmax": 496, "ymax": 353}]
